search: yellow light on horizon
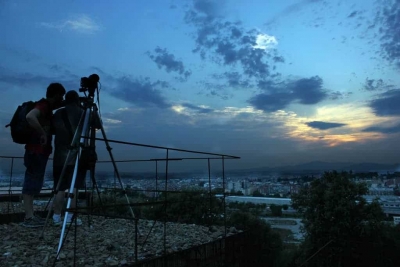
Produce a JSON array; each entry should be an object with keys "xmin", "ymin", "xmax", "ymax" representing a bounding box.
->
[{"xmin": 276, "ymin": 103, "xmax": 396, "ymax": 147}]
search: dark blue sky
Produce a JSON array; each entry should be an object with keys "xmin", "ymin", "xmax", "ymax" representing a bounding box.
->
[{"xmin": 1, "ymin": 0, "xmax": 400, "ymax": 172}]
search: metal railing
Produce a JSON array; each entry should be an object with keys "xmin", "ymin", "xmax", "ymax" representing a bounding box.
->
[{"xmin": 0, "ymin": 138, "xmax": 242, "ymax": 266}]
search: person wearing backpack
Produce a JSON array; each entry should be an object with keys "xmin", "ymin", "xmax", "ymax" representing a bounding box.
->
[
  {"xmin": 51, "ymin": 90, "xmax": 94, "ymax": 226},
  {"xmin": 21, "ymin": 83, "xmax": 66, "ymax": 228}
]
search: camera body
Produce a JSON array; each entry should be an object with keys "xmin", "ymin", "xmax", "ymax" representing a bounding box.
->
[{"xmin": 79, "ymin": 74, "xmax": 100, "ymax": 98}]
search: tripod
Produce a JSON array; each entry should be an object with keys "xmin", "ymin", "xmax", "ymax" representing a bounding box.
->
[{"xmin": 40, "ymin": 94, "xmax": 137, "ymax": 260}]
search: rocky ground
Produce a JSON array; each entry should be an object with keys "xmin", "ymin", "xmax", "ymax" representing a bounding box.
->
[
  {"xmin": 0, "ymin": 201, "xmax": 46, "ymax": 214},
  {"xmin": 0, "ymin": 214, "xmax": 239, "ymax": 267}
]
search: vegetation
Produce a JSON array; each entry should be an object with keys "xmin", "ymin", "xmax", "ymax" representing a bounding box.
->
[
  {"xmin": 143, "ymin": 190, "xmax": 225, "ymax": 225},
  {"xmin": 252, "ymin": 190, "xmax": 264, "ymax": 197},
  {"xmin": 269, "ymin": 204, "xmax": 283, "ymax": 217},
  {"xmin": 290, "ymin": 171, "xmax": 400, "ymax": 267},
  {"xmin": 227, "ymin": 210, "xmax": 284, "ymax": 267},
  {"xmin": 227, "ymin": 201, "xmax": 267, "ymax": 217},
  {"xmin": 229, "ymin": 189, "xmax": 244, "ymax": 196}
]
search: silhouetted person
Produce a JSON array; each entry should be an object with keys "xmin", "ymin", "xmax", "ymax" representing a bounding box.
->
[
  {"xmin": 51, "ymin": 90, "xmax": 86, "ymax": 226},
  {"xmin": 22, "ymin": 83, "xmax": 65, "ymax": 228}
]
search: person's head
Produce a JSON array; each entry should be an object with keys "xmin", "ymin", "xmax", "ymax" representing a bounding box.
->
[
  {"xmin": 46, "ymin": 83, "xmax": 66, "ymax": 108},
  {"xmin": 65, "ymin": 90, "xmax": 80, "ymax": 105}
]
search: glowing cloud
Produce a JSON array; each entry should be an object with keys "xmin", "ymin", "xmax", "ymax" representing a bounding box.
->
[
  {"xmin": 103, "ymin": 118, "xmax": 122, "ymax": 124},
  {"xmin": 40, "ymin": 14, "xmax": 101, "ymax": 34},
  {"xmin": 252, "ymin": 33, "xmax": 278, "ymax": 50},
  {"xmin": 171, "ymin": 105, "xmax": 186, "ymax": 114}
]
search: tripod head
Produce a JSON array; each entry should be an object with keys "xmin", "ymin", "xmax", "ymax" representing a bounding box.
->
[{"xmin": 79, "ymin": 74, "xmax": 99, "ymax": 98}]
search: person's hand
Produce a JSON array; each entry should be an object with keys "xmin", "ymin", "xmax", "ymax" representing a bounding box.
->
[{"xmin": 40, "ymin": 134, "xmax": 47, "ymax": 146}]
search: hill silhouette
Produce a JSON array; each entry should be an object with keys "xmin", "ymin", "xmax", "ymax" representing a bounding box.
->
[{"xmin": 234, "ymin": 161, "xmax": 400, "ymax": 174}]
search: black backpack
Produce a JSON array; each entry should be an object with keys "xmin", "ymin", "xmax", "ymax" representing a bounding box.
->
[{"xmin": 5, "ymin": 101, "xmax": 37, "ymax": 144}]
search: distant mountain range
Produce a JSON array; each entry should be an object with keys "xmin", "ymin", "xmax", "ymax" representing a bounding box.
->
[
  {"xmin": 4, "ymin": 161, "xmax": 398, "ymax": 178},
  {"xmin": 235, "ymin": 161, "xmax": 400, "ymax": 174}
]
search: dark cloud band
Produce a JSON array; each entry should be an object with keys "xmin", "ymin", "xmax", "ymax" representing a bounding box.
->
[
  {"xmin": 248, "ymin": 76, "xmax": 328, "ymax": 112},
  {"xmin": 306, "ymin": 121, "xmax": 347, "ymax": 130},
  {"xmin": 147, "ymin": 47, "xmax": 192, "ymax": 80}
]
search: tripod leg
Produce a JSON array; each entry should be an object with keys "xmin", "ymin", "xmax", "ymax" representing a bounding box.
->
[
  {"xmin": 56, "ymin": 148, "xmax": 82, "ymax": 257},
  {"xmin": 88, "ymin": 164, "xmax": 107, "ymax": 217},
  {"xmin": 86, "ymin": 113, "xmax": 108, "ymax": 218},
  {"xmin": 97, "ymin": 117, "xmax": 137, "ymax": 221},
  {"xmin": 92, "ymin": 106, "xmax": 142, "ymax": 239}
]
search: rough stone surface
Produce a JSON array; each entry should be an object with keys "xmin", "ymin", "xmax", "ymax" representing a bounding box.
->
[{"xmin": 0, "ymin": 216, "xmax": 239, "ymax": 267}]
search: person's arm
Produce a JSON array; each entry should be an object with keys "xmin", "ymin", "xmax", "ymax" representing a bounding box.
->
[
  {"xmin": 26, "ymin": 109, "xmax": 45, "ymax": 135},
  {"xmin": 26, "ymin": 108, "xmax": 47, "ymax": 144}
]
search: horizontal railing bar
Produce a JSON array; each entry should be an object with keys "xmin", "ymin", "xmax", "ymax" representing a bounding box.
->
[
  {"xmin": 82, "ymin": 136, "xmax": 240, "ymax": 159},
  {"xmin": 0, "ymin": 156, "xmax": 24, "ymax": 159},
  {"xmin": 0, "ymin": 156, "xmax": 237, "ymax": 162},
  {"xmin": 97, "ymin": 157, "xmax": 238, "ymax": 163}
]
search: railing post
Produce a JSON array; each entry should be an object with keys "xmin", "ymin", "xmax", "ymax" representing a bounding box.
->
[
  {"xmin": 222, "ymin": 156, "xmax": 226, "ymax": 237},
  {"xmin": 155, "ymin": 160, "xmax": 158, "ymax": 199},
  {"xmin": 164, "ymin": 149, "xmax": 169, "ymax": 266},
  {"xmin": 7, "ymin": 157, "xmax": 15, "ymax": 214},
  {"xmin": 208, "ymin": 158, "xmax": 212, "ymax": 224}
]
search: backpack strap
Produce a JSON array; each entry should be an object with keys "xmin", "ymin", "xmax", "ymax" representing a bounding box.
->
[{"xmin": 61, "ymin": 108, "xmax": 74, "ymax": 141}]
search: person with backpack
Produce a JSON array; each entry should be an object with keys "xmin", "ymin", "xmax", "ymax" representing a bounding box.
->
[
  {"xmin": 21, "ymin": 83, "xmax": 66, "ymax": 228},
  {"xmin": 51, "ymin": 90, "xmax": 96, "ymax": 226}
]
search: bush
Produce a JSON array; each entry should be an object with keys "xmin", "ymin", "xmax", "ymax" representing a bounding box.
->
[
  {"xmin": 142, "ymin": 190, "xmax": 224, "ymax": 225},
  {"xmin": 270, "ymin": 204, "xmax": 283, "ymax": 216},
  {"xmin": 227, "ymin": 211, "xmax": 283, "ymax": 266}
]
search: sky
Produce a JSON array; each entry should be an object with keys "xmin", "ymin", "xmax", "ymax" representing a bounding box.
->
[{"xmin": 1, "ymin": 0, "xmax": 400, "ymax": 173}]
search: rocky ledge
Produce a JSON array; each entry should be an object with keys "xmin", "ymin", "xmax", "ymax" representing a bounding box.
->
[{"xmin": 0, "ymin": 216, "xmax": 240, "ymax": 267}]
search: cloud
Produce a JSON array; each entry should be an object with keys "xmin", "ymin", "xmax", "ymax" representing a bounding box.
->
[
  {"xmin": 196, "ymin": 71, "xmax": 254, "ymax": 100},
  {"xmin": 207, "ymin": 71, "xmax": 253, "ymax": 89},
  {"xmin": 192, "ymin": 0, "xmax": 226, "ymax": 17},
  {"xmin": 363, "ymin": 78, "xmax": 395, "ymax": 91},
  {"xmin": 92, "ymin": 105, "xmax": 310, "ymax": 171},
  {"xmin": 0, "ymin": 68, "xmax": 78, "ymax": 91},
  {"xmin": 95, "ymin": 101, "xmax": 391, "ymax": 165},
  {"xmin": 347, "ymin": 11, "xmax": 359, "ymax": 18},
  {"xmin": 252, "ymin": 33, "xmax": 278, "ymax": 50},
  {"xmin": 248, "ymin": 92, "xmax": 293, "ymax": 112},
  {"xmin": 197, "ymin": 84, "xmax": 233, "ymax": 100},
  {"xmin": 0, "ymin": 67, "xmax": 173, "ymax": 111},
  {"xmin": 377, "ymin": 0, "xmax": 400, "ymax": 67},
  {"xmin": 0, "ymin": 45, "xmax": 41, "ymax": 63},
  {"xmin": 291, "ymin": 76, "xmax": 327, "ymax": 104},
  {"xmin": 40, "ymin": 14, "xmax": 101, "ymax": 34},
  {"xmin": 248, "ymin": 76, "xmax": 328, "ymax": 112},
  {"xmin": 369, "ymin": 89, "xmax": 400, "ymax": 116},
  {"xmin": 110, "ymin": 76, "xmax": 171, "ymax": 108},
  {"xmin": 184, "ymin": 5, "xmax": 284, "ymax": 80},
  {"xmin": 306, "ymin": 121, "xmax": 347, "ymax": 130},
  {"xmin": 180, "ymin": 103, "xmax": 214, "ymax": 113},
  {"xmin": 147, "ymin": 47, "xmax": 192, "ymax": 80},
  {"xmin": 329, "ymin": 91, "xmax": 352, "ymax": 100},
  {"xmin": 264, "ymin": 0, "xmax": 324, "ymax": 26},
  {"xmin": 362, "ymin": 123, "xmax": 400, "ymax": 134}
]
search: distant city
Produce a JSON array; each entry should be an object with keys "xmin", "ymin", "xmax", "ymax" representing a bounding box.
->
[{"xmin": 2, "ymin": 161, "xmax": 400, "ymax": 200}]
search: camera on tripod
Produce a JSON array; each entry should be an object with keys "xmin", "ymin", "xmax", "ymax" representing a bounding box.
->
[{"xmin": 79, "ymin": 74, "xmax": 100, "ymax": 98}]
